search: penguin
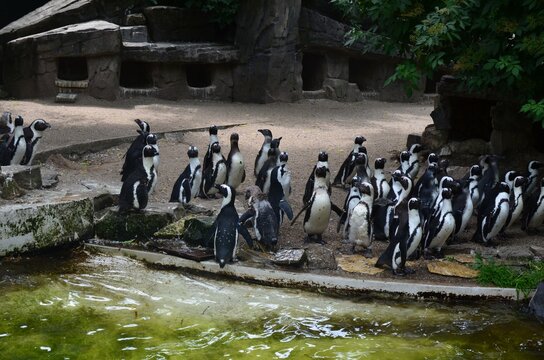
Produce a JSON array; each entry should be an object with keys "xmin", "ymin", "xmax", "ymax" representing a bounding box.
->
[
  {"xmin": 211, "ymin": 184, "xmax": 253, "ymax": 268},
  {"xmin": 239, "ymin": 185, "xmax": 279, "ymax": 251},
  {"xmin": 292, "ymin": 166, "xmax": 341, "ymax": 244},
  {"xmin": 371, "ymin": 157, "xmax": 390, "ymax": 200},
  {"xmin": 436, "ymin": 158, "xmax": 450, "ymax": 181},
  {"xmin": 472, "ymin": 182, "xmax": 510, "ymax": 245},
  {"xmin": 226, "ymin": 133, "xmax": 246, "ymax": 191},
  {"xmin": 429, "ymin": 176, "xmax": 456, "ymax": 220},
  {"xmin": 302, "ymin": 151, "xmax": 331, "ymax": 205},
  {"xmin": 423, "ymin": 187, "xmax": 456, "ymax": 258},
  {"xmin": 502, "ymin": 176, "xmax": 527, "ymax": 232},
  {"xmin": 406, "ymin": 143, "xmax": 422, "ymax": 179},
  {"xmin": 203, "ymin": 125, "xmax": 224, "ymax": 171},
  {"xmin": 413, "ymin": 164, "xmax": 439, "ymax": 223},
  {"xmin": 333, "ymin": 135, "xmax": 366, "ymax": 186},
  {"xmin": 373, "ymin": 172, "xmax": 412, "ymax": 240},
  {"xmin": 255, "ymin": 137, "xmax": 282, "ymax": 193},
  {"xmin": 276, "ymin": 152, "xmax": 292, "ymax": 201},
  {"xmin": 397, "ymin": 150, "xmax": 411, "ymax": 175},
  {"xmin": 200, "ymin": 142, "xmax": 227, "ymax": 198},
  {"xmin": 134, "ymin": 118, "xmax": 150, "ymax": 133},
  {"xmin": 337, "ymin": 176, "xmax": 362, "ymax": 235},
  {"xmin": 427, "ymin": 152, "xmax": 439, "ymax": 166},
  {"xmin": 346, "ymin": 181, "xmax": 374, "ymax": 257},
  {"xmin": 404, "ymin": 198, "xmax": 424, "ymax": 260},
  {"xmin": 0, "ymin": 111, "xmax": 14, "ymax": 135},
  {"xmin": 504, "ymin": 170, "xmax": 519, "ymax": 191},
  {"xmin": 452, "ymin": 179, "xmax": 473, "ymax": 240},
  {"xmin": 477, "ymin": 155, "xmax": 500, "ymax": 207},
  {"xmin": 169, "ymin": 146, "xmax": 202, "ymax": 204},
  {"xmin": 0, "ymin": 115, "xmax": 27, "ymax": 166},
  {"xmin": 120, "ymin": 126, "xmax": 157, "ymax": 182},
  {"xmin": 118, "ymin": 145, "xmax": 158, "ymax": 213},
  {"xmin": 524, "ymin": 160, "xmax": 544, "ymax": 197},
  {"xmin": 254, "ymin": 129, "xmax": 273, "ymax": 177},
  {"xmin": 466, "ymin": 164, "xmax": 482, "ymax": 207},
  {"xmin": 20, "ymin": 118, "xmax": 51, "ymax": 165},
  {"xmin": 522, "ymin": 178, "xmax": 544, "ymax": 233},
  {"xmin": 269, "ymin": 163, "xmax": 294, "ymax": 226},
  {"xmin": 344, "ymin": 150, "xmax": 370, "ymax": 185}
]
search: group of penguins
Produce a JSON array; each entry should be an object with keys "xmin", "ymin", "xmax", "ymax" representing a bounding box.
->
[
  {"xmin": 119, "ymin": 120, "xmax": 544, "ymax": 274},
  {"xmin": 0, "ymin": 112, "xmax": 51, "ymax": 166}
]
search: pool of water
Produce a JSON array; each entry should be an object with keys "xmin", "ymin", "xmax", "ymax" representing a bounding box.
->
[{"xmin": 0, "ymin": 250, "xmax": 542, "ymax": 359}]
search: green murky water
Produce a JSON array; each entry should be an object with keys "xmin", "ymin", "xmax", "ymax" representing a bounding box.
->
[{"xmin": 0, "ymin": 250, "xmax": 542, "ymax": 359}]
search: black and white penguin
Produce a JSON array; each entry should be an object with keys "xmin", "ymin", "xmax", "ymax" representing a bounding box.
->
[
  {"xmin": 413, "ymin": 163, "xmax": 439, "ymax": 222},
  {"xmin": 269, "ymin": 163, "xmax": 294, "ymax": 226},
  {"xmin": 429, "ymin": 176, "xmax": 456, "ymax": 219},
  {"xmin": 0, "ymin": 115, "xmax": 27, "ymax": 166},
  {"xmin": 120, "ymin": 126, "xmax": 158, "ymax": 182},
  {"xmin": 254, "ymin": 129, "xmax": 273, "ymax": 177},
  {"xmin": 346, "ymin": 181, "xmax": 374, "ymax": 257},
  {"xmin": 522, "ymin": 178, "xmax": 544, "ymax": 233},
  {"xmin": 524, "ymin": 160, "xmax": 544, "ymax": 196},
  {"xmin": 118, "ymin": 145, "xmax": 158, "ymax": 213},
  {"xmin": 465, "ymin": 164, "xmax": 482, "ymax": 207},
  {"xmin": 239, "ymin": 185, "xmax": 279, "ymax": 250},
  {"xmin": 255, "ymin": 137, "xmax": 282, "ymax": 193},
  {"xmin": 211, "ymin": 184, "xmax": 253, "ymax": 268},
  {"xmin": 135, "ymin": 118, "xmax": 150, "ymax": 133},
  {"xmin": 20, "ymin": 119, "xmax": 51, "ymax": 165},
  {"xmin": 226, "ymin": 133, "xmax": 246, "ymax": 191},
  {"xmin": 333, "ymin": 135, "xmax": 366, "ymax": 186},
  {"xmin": 371, "ymin": 158, "xmax": 390, "ymax": 200},
  {"xmin": 337, "ymin": 176, "xmax": 362, "ymax": 235},
  {"xmin": 503, "ymin": 170, "xmax": 519, "ymax": 192},
  {"xmin": 452, "ymin": 178, "xmax": 473, "ymax": 240},
  {"xmin": 436, "ymin": 158, "xmax": 450, "ymax": 181},
  {"xmin": 477, "ymin": 155, "xmax": 500, "ymax": 207},
  {"xmin": 200, "ymin": 142, "xmax": 227, "ymax": 198},
  {"xmin": 404, "ymin": 198, "xmax": 424, "ymax": 259},
  {"xmin": 427, "ymin": 152, "xmax": 439, "ymax": 166},
  {"xmin": 302, "ymin": 151, "xmax": 331, "ymax": 205},
  {"xmin": 373, "ymin": 172, "xmax": 412, "ymax": 240},
  {"xmin": 275, "ymin": 151, "xmax": 291, "ymax": 201},
  {"xmin": 502, "ymin": 176, "xmax": 527, "ymax": 232},
  {"xmin": 397, "ymin": 150, "xmax": 411, "ymax": 175},
  {"xmin": 0, "ymin": 111, "xmax": 14, "ymax": 135},
  {"xmin": 473, "ymin": 182, "xmax": 510, "ymax": 245},
  {"xmin": 406, "ymin": 143, "xmax": 422, "ymax": 179},
  {"xmin": 292, "ymin": 166, "xmax": 340, "ymax": 244},
  {"xmin": 344, "ymin": 150, "xmax": 370, "ymax": 185},
  {"xmin": 423, "ymin": 187, "xmax": 455, "ymax": 258},
  {"xmin": 169, "ymin": 146, "xmax": 202, "ymax": 204},
  {"xmin": 203, "ymin": 125, "xmax": 221, "ymax": 171}
]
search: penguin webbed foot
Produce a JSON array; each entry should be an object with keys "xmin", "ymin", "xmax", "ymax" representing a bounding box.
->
[
  {"xmin": 362, "ymin": 248, "xmax": 373, "ymax": 258},
  {"xmin": 393, "ymin": 267, "xmax": 415, "ymax": 276},
  {"xmin": 483, "ymin": 239, "xmax": 498, "ymax": 248}
]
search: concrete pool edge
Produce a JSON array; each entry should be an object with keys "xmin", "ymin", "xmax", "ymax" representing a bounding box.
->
[{"xmin": 86, "ymin": 244, "xmax": 533, "ymax": 302}]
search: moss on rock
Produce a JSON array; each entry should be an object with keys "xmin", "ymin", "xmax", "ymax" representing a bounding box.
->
[{"xmin": 154, "ymin": 215, "xmax": 215, "ymax": 246}]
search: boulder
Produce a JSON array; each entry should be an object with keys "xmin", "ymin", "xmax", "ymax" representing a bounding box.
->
[
  {"xmin": 94, "ymin": 203, "xmax": 185, "ymax": 241},
  {"xmin": 529, "ymin": 282, "xmax": 544, "ymax": 322},
  {"xmin": 125, "ymin": 13, "xmax": 146, "ymax": 26},
  {"xmin": 0, "ymin": 195, "xmax": 94, "ymax": 256},
  {"xmin": 421, "ymin": 124, "xmax": 449, "ymax": 151},
  {"xmin": 0, "ymin": 165, "xmax": 42, "ymax": 190},
  {"xmin": 120, "ymin": 26, "xmax": 148, "ymax": 43},
  {"xmin": 273, "ymin": 249, "xmax": 307, "ymax": 266},
  {"xmin": 154, "ymin": 215, "xmax": 215, "ymax": 247},
  {"xmin": 0, "ymin": 175, "xmax": 25, "ymax": 200},
  {"xmin": 305, "ymin": 243, "xmax": 337, "ymax": 270},
  {"xmin": 406, "ymin": 133, "xmax": 422, "ymax": 149}
]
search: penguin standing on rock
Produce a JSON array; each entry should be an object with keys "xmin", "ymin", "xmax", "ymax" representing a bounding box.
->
[
  {"xmin": 118, "ymin": 145, "xmax": 158, "ymax": 213},
  {"xmin": 120, "ymin": 124, "xmax": 158, "ymax": 182},
  {"xmin": 334, "ymin": 135, "xmax": 366, "ymax": 186},
  {"xmin": 473, "ymin": 182, "xmax": 510, "ymax": 246},
  {"xmin": 21, "ymin": 119, "xmax": 51, "ymax": 165},
  {"xmin": 302, "ymin": 151, "xmax": 331, "ymax": 204},
  {"xmin": 226, "ymin": 133, "xmax": 246, "ymax": 191},
  {"xmin": 200, "ymin": 142, "xmax": 227, "ymax": 198},
  {"xmin": 0, "ymin": 115, "xmax": 26, "ymax": 166},
  {"xmin": 169, "ymin": 146, "xmax": 202, "ymax": 204},
  {"xmin": 239, "ymin": 185, "xmax": 279, "ymax": 251},
  {"xmin": 522, "ymin": 178, "xmax": 544, "ymax": 233},
  {"xmin": 254, "ymin": 129, "xmax": 273, "ymax": 177}
]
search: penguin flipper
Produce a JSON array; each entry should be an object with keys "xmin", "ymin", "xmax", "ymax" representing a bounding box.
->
[
  {"xmin": 331, "ymin": 203, "xmax": 343, "ymax": 217},
  {"xmin": 333, "ymin": 155, "xmax": 350, "ymax": 185},
  {"xmin": 239, "ymin": 209, "xmax": 255, "ymax": 224},
  {"xmin": 279, "ymin": 199, "xmax": 293, "ymax": 220},
  {"xmin": 302, "ymin": 169, "xmax": 316, "ymax": 204},
  {"xmin": 291, "ymin": 201, "xmax": 312, "ymax": 225},
  {"xmin": 337, "ymin": 212, "xmax": 347, "ymax": 233},
  {"xmin": 238, "ymin": 223, "xmax": 254, "ymax": 249},
  {"xmin": 376, "ymin": 242, "xmax": 395, "ymax": 268}
]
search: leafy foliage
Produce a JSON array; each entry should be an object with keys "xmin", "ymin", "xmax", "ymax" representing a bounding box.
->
[{"xmin": 332, "ymin": 0, "xmax": 544, "ymax": 124}]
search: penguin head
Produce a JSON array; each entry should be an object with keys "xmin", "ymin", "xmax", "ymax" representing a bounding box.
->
[
  {"xmin": 529, "ymin": 160, "xmax": 544, "ymax": 171},
  {"xmin": 391, "ymin": 169, "xmax": 403, "ymax": 181},
  {"xmin": 400, "ymin": 175, "xmax": 412, "ymax": 192},
  {"xmin": 258, "ymin": 129, "xmax": 272, "ymax": 138},
  {"xmin": 271, "ymin": 137, "xmax": 282, "ymax": 149},
  {"xmin": 31, "ymin": 119, "xmax": 51, "ymax": 132},
  {"xmin": 146, "ymin": 134, "xmax": 157, "ymax": 145},
  {"xmin": 357, "ymin": 146, "xmax": 367, "ymax": 155},
  {"xmin": 504, "ymin": 170, "xmax": 519, "ymax": 183},
  {"xmin": 279, "ymin": 151, "xmax": 288, "ymax": 163},
  {"xmin": 427, "ymin": 153, "xmax": 439, "ymax": 165},
  {"xmin": 318, "ymin": 151, "xmax": 328, "ymax": 162},
  {"xmin": 408, "ymin": 197, "xmax": 421, "ymax": 210},
  {"xmin": 216, "ymin": 184, "xmax": 235, "ymax": 207},
  {"xmin": 374, "ymin": 157, "xmax": 386, "ymax": 170},
  {"xmin": 497, "ymin": 182, "xmax": 510, "ymax": 194},
  {"xmin": 441, "ymin": 187, "xmax": 453, "ymax": 200},
  {"xmin": 409, "ymin": 143, "xmax": 422, "ymax": 154},
  {"xmin": 209, "ymin": 125, "xmax": 218, "ymax": 135},
  {"xmin": 439, "ymin": 159, "xmax": 449, "ymax": 172},
  {"xmin": 354, "ymin": 135, "xmax": 366, "ymax": 145},
  {"xmin": 211, "ymin": 142, "xmax": 221, "ymax": 153},
  {"xmin": 14, "ymin": 116, "xmax": 24, "ymax": 127},
  {"xmin": 134, "ymin": 119, "xmax": 150, "ymax": 133},
  {"xmin": 351, "ymin": 176, "xmax": 361, "ymax": 187},
  {"xmin": 315, "ymin": 166, "xmax": 327, "ymax": 179},
  {"xmin": 440, "ymin": 176, "xmax": 455, "ymax": 190},
  {"xmin": 427, "ymin": 163, "xmax": 439, "ymax": 175},
  {"xmin": 143, "ymin": 145, "xmax": 159, "ymax": 158},
  {"xmin": 449, "ymin": 180, "xmax": 462, "ymax": 195},
  {"xmin": 230, "ymin": 133, "xmax": 239, "ymax": 143},
  {"xmin": 400, "ymin": 151, "xmax": 410, "ymax": 162},
  {"xmin": 470, "ymin": 164, "xmax": 482, "ymax": 177},
  {"xmin": 514, "ymin": 176, "xmax": 527, "ymax": 188},
  {"xmin": 187, "ymin": 145, "xmax": 199, "ymax": 158},
  {"xmin": 358, "ymin": 181, "xmax": 373, "ymax": 196}
]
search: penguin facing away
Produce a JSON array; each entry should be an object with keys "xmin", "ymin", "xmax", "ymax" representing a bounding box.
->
[
  {"xmin": 522, "ymin": 178, "xmax": 544, "ymax": 233},
  {"xmin": 423, "ymin": 187, "xmax": 456, "ymax": 258},
  {"xmin": 239, "ymin": 185, "xmax": 279, "ymax": 251},
  {"xmin": 203, "ymin": 125, "xmax": 220, "ymax": 171},
  {"xmin": 333, "ymin": 135, "xmax": 366, "ymax": 186},
  {"xmin": 226, "ymin": 133, "xmax": 246, "ymax": 191},
  {"xmin": 169, "ymin": 146, "xmax": 202, "ymax": 204},
  {"xmin": 473, "ymin": 182, "xmax": 510, "ymax": 246},
  {"xmin": 406, "ymin": 143, "xmax": 422, "ymax": 179},
  {"xmin": 346, "ymin": 181, "xmax": 374, "ymax": 257},
  {"xmin": 200, "ymin": 142, "xmax": 227, "ymax": 198},
  {"xmin": 254, "ymin": 129, "xmax": 273, "ymax": 177},
  {"xmin": 1, "ymin": 115, "xmax": 27, "ymax": 166},
  {"xmin": 21, "ymin": 119, "xmax": 51, "ymax": 165},
  {"xmin": 255, "ymin": 137, "xmax": 282, "ymax": 193},
  {"xmin": 524, "ymin": 160, "xmax": 544, "ymax": 197}
]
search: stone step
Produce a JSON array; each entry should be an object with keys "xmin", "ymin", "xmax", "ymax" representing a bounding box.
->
[
  {"xmin": 55, "ymin": 93, "xmax": 78, "ymax": 103},
  {"xmin": 120, "ymin": 25, "xmax": 148, "ymax": 43},
  {"xmin": 303, "ymin": 89, "xmax": 326, "ymax": 99},
  {"xmin": 119, "ymin": 87, "xmax": 159, "ymax": 98}
]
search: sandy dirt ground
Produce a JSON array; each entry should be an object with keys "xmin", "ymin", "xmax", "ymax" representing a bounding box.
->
[{"xmin": 1, "ymin": 95, "xmax": 541, "ymax": 285}]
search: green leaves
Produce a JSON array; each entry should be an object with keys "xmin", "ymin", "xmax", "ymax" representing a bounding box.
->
[
  {"xmin": 384, "ymin": 62, "xmax": 422, "ymax": 97},
  {"xmin": 521, "ymin": 99, "xmax": 544, "ymax": 126}
]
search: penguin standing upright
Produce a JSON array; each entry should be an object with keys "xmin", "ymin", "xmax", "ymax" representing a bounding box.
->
[
  {"xmin": 200, "ymin": 142, "xmax": 227, "ymax": 198},
  {"xmin": 373, "ymin": 172, "xmax": 411, "ymax": 240},
  {"xmin": 118, "ymin": 145, "xmax": 158, "ymax": 213},
  {"xmin": 371, "ymin": 158, "xmax": 390, "ymax": 199},
  {"xmin": 413, "ymin": 163, "xmax": 439, "ymax": 222},
  {"xmin": 333, "ymin": 135, "xmax": 366, "ymax": 186},
  {"xmin": 423, "ymin": 187, "xmax": 456, "ymax": 258},
  {"xmin": 226, "ymin": 133, "xmax": 246, "ymax": 191},
  {"xmin": 203, "ymin": 125, "xmax": 221, "ymax": 171},
  {"xmin": 255, "ymin": 138, "xmax": 282, "ymax": 193},
  {"xmin": 522, "ymin": 178, "xmax": 544, "ymax": 233},
  {"xmin": 269, "ymin": 163, "xmax": 294, "ymax": 226},
  {"xmin": 337, "ymin": 176, "xmax": 362, "ymax": 235},
  {"xmin": 239, "ymin": 185, "xmax": 279, "ymax": 250},
  {"xmin": 405, "ymin": 144, "xmax": 422, "ymax": 179},
  {"xmin": 502, "ymin": 176, "xmax": 527, "ymax": 232},
  {"xmin": 169, "ymin": 146, "xmax": 202, "ymax": 204},
  {"xmin": 477, "ymin": 155, "xmax": 500, "ymax": 206},
  {"xmin": 397, "ymin": 151, "xmax": 411, "ymax": 175},
  {"xmin": 0, "ymin": 111, "xmax": 14, "ymax": 135},
  {"xmin": 346, "ymin": 181, "xmax": 374, "ymax": 257},
  {"xmin": 20, "ymin": 119, "xmax": 51, "ymax": 165},
  {"xmin": 302, "ymin": 151, "xmax": 331, "ymax": 204},
  {"xmin": 344, "ymin": 150, "xmax": 370, "ymax": 185},
  {"xmin": 275, "ymin": 152, "xmax": 291, "ymax": 201},
  {"xmin": 452, "ymin": 178, "xmax": 473, "ymax": 240},
  {"xmin": 0, "ymin": 116, "xmax": 27, "ymax": 166},
  {"xmin": 254, "ymin": 129, "xmax": 273, "ymax": 177},
  {"xmin": 473, "ymin": 182, "xmax": 510, "ymax": 245},
  {"xmin": 121, "ymin": 129, "xmax": 157, "ymax": 182},
  {"xmin": 524, "ymin": 160, "xmax": 544, "ymax": 196}
]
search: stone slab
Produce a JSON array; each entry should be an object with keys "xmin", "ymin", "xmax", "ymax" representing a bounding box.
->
[
  {"xmin": 427, "ymin": 260, "xmax": 479, "ymax": 279},
  {"xmin": 0, "ymin": 165, "xmax": 42, "ymax": 190},
  {"xmin": 121, "ymin": 42, "xmax": 239, "ymax": 63},
  {"xmin": 120, "ymin": 26, "xmax": 148, "ymax": 43},
  {"xmin": 0, "ymin": 195, "xmax": 94, "ymax": 256},
  {"xmin": 273, "ymin": 249, "xmax": 306, "ymax": 266},
  {"xmin": 55, "ymin": 93, "xmax": 78, "ymax": 103}
]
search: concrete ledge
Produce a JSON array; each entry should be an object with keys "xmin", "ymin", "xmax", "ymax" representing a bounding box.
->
[{"xmin": 86, "ymin": 244, "xmax": 529, "ymax": 302}]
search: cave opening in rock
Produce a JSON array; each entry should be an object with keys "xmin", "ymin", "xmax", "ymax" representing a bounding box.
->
[
  {"xmin": 186, "ymin": 64, "xmax": 213, "ymax": 88},
  {"xmin": 302, "ymin": 52, "xmax": 325, "ymax": 91},
  {"xmin": 57, "ymin": 57, "xmax": 88, "ymax": 81},
  {"xmin": 349, "ymin": 58, "xmax": 380, "ymax": 92},
  {"xmin": 449, "ymin": 97, "xmax": 495, "ymax": 141},
  {"xmin": 120, "ymin": 61, "xmax": 154, "ymax": 88}
]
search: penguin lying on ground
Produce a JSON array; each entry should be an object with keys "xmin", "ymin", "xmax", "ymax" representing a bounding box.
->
[
  {"xmin": 254, "ymin": 129, "xmax": 273, "ymax": 177},
  {"xmin": 21, "ymin": 119, "xmax": 51, "ymax": 165},
  {"xmin": 118, "ymin": 145, "xmax": 158, "ymax": 213},
  {"xmin": 0, "ymin": 115, "xmax": 26, "ymax": 166},
  {"xmin": 239, "ymin": 185, "xmax": 279, "ymax": 251},
  {"xmin": 522, "ymin": 178, "xmax": 544, "ymax": 234},
  {"xmin": 302, "ymin": 151, "xmax": 331, "ymax": 204},
  {"xmin": 200, "ymin": 142, "xmax": 227, "ymax": 198},
  {"xmin": 169, "ymin": 146, "xmax": 202, "ymax": 204},
  {"xmin": 333, "ymin": 135, "xmax": 366, "ymax": 186},
  {"xmin": 472, "ymin": 182, "xmax": 510, "ymax": 246},
  {"xmin": 226, "ymin": 133, "xmax": 246, "ymax": 191}
]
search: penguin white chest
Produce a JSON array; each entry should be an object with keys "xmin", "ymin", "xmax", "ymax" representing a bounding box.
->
[
  {"xmin": 11, "ymin": 136, "xmax": 27, "ymax": 165},
  {"xmin": 304, "ymin": 190, "xmax": 331, "ymax": 235},
  {"xmin": 191, "ymin": 168, "xmax": 202, "ymax": 199},
  {"xmin": 132, "ymin": 181, "xmax": 141, "ymax": 209},
  {"xmin": 486, "ymin": 201, "xmax": 510, "ymax": 239},
  {"xmin": 428, "ymin": 212, "xmax": 455, "ymax": 249},
  {"xmin": 348, "ymin": 203, "xmax": 372, "ymax": 247},
  {"xmin": 227, "ymin": 152, "xmax": 245, "ymax": 189}
]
